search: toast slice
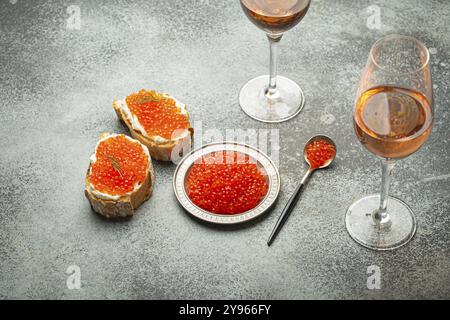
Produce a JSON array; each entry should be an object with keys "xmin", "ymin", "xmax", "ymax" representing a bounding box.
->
[
  {"xmin": 113, "ymin": 89, "xmax": 194, "ymax": 162},
  {"xmin": 85, "ymin": 133, "xmax": 155, "ymax": 218}
]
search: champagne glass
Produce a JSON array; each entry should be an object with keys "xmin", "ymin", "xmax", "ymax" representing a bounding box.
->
[
  {"xmin": 239, "ymin": 0, "xmax": 311, "ymax": 123},
  {"xmin": 346, "ymin": 35, "xmax": 433, "ymax": 250}
]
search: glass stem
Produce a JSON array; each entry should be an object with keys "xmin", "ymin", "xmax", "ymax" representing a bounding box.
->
[
  {"xmin": 373, "ymin": 159, "xmax": 395, "ymax": 228},
  {"xmin": 266, "ymin": 34, "xmax": 282, "ymax": 97}
]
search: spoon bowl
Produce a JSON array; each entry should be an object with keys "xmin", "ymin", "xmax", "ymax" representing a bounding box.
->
[{"xmin": 304, "ymin": 135, "xmax": 337, "ymax": 170}]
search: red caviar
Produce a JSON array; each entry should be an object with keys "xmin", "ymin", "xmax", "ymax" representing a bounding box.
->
[
  {"xmin": 305, "ymin": 139, "xmax": 336, "ymax": 168},
  {"xmin": 89, "ymin": 135, "xmax": 149, "ymax": 196},
  {"xmin": 126, "ymin": 90, "xmax": 190, "ymax": 139},
  {"xmin": 186, "ymin": 151, "xmax": 269, "ymax": 215}
]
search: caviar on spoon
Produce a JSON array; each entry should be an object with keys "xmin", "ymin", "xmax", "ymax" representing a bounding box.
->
[{"xmin": 267, "ymin": 135, "xmax": 336, "ymax": 246}]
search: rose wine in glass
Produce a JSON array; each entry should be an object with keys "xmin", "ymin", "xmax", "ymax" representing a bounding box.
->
[
  {"xmin": 240, "ymin": 0, "xmax": 310, "ymax": 35},
  {"xmin": 354, "ymin": 86, "xmax": 433, "ymax": 159},
  {"xmin": 346, "ymin": 35, "xmax": 433, "ymax": 251},
  {"xmin": 239, "ymin": 0, "xmax": 311, "ymax": 123}
]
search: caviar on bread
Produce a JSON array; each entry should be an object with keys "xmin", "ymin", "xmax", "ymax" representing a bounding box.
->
[
  {"xmin": 85, "ymin": 133, "xmax": 155, "ymax": 218},
  {"xmin": 113, "ymin": 89, "xmax": 194, "ymax": 162}
]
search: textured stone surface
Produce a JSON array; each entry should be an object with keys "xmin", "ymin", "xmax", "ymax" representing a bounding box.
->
[{"xmin": 0, "ymin": 0, "xmax": 449, "ymax": 299}]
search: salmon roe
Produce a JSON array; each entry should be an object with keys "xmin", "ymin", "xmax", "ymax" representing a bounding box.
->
[
  {"xmin": 89, "ymin": 135, "xmax": 149, "ymax": 196},
  {"xmin": 305, "ymin": 139, "xmax": 336, "ymax": 168},
  {"xmin": 126, "ymin": 90, "xmax": 190, "ymax": 139},
  {"xmin": 186, "ymin": 151, "xmax": 269, "ymax": 215}
]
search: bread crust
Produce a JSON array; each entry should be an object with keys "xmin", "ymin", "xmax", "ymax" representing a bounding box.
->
[
  {"xmin": 113, "ymin": 93, "xmax": 193, "ymax": 162},
  {"xmin": 85, "ymin": 134, "xmax": 155, "ymax": 218}
]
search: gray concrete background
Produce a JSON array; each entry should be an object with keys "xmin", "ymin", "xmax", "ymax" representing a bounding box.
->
[{"xmin": 0, "ymin": 0, "xmax": 449, "ymax": 299}]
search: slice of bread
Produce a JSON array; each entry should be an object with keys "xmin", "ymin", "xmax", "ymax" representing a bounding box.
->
[
  {"xmin": 85, "ymin": 133, "xmax": 155, "ymax": 218},
  {"xmin": 113, "ymin": 90, "xmax": 194, "ymax": 162}
]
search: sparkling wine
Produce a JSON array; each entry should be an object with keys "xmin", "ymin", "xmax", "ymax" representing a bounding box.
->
[
  {"xmin": 240, "ymin": 0, "xmax": 311, "ymax": 34},
  {"xmin": 354, "ymin": 86, "xmax": 433, "ymax": 159}
]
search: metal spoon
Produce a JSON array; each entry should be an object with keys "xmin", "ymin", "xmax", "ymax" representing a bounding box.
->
[{"xmin": 267, "ymin": 135, "xmax": 337, "ymax": 246}]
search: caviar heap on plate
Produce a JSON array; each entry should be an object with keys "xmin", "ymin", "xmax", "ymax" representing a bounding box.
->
[
  {"xmin": 186, "ymin": 151, "xmax": 269, "ymax": 215},
  {"xmin": 305, "ymin": 139, "xmax": 336, "ymax": 168},
  {"xmin": 125, "ymin": 90, "xmax": 191, "ymax": 140},
  {"xmin": 89, "ymin": 134, "xmax": 149, "ymax": 196}
]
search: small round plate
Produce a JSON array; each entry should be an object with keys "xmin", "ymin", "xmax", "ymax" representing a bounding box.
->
[{"xmin": 173, "ymin": 142, "xmax": 280, "ymax": 224}]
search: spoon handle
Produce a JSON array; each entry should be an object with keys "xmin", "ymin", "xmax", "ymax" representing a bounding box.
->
[{"xmin": 267, "ymin": 168, "xmax": 314, "ymax": 246}]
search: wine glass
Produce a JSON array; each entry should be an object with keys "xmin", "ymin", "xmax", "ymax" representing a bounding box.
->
[
  {"xmin": 239, "ymin": 0, "xmax": 311, "ymax": 123},
  {"xmin": 346, "ymin": 34, "xmax": 433, "ymax": 250}
]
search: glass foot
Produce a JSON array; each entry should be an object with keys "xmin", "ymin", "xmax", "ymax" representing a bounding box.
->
[
  {"xmin": 345, "ymin": 195, "xmax": 417, "ymax": 251},
  {"xmin": 239, "ymin": 75, "xmax": 305, "ymax": 123}
]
